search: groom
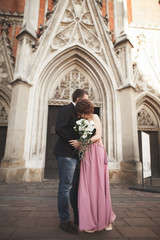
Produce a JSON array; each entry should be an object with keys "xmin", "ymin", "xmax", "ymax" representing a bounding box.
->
[{"xmin": 54, "ymin": 89, "xmax": 88, "ymax": 234}]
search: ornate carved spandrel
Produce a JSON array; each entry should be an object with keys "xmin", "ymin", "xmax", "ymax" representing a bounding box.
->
[
  {"xmin": 0, "ymin": 103, "xmax": 8, "ymax": 126},
  {"xmin": 49, "ymin": 68, "xmax": 99, "ymax": 104}
]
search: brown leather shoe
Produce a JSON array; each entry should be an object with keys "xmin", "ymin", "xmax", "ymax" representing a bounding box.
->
[{"xmin": 59, "ymin": 221, "xmax": 78, "ymax": 234}]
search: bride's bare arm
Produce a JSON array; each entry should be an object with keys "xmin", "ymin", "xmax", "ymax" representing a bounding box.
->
[{"xmin": 90, "ymin": 114, "xmax": 102, "ymax": 143}]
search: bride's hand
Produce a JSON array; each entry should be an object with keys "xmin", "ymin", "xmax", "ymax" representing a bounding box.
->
[{"xmin": 69, "ymin": 140, "xmax": 81, "ymax": 149}]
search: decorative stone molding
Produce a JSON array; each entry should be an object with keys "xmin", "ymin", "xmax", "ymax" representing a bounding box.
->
[
  {"xmin": 1, "ymin": 17, "xmax": 11, "ymax": 34},
  {"xmin": 0, "ymin": 103, "xmax": 8, "ymax": 126},
  {"xmin": 0, "ymin": 11, "xmax": 23, "ymax": 26},
  {"xmin": 51, "ymin": 0, "xmax": 103, "ymax": 57}
]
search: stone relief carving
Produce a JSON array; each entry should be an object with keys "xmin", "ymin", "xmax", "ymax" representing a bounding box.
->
[
  {"xmin": 49, "ymin": 68, "xmax": 100, "ymax": 106},
  {"xmin": 0, "ymin": 66, "xmax": 8, "ymax": 84},
  {"xmin": 0, "ymin": 50, "xmax": 10, "ymax": 84},
  {"xmin": 0, "ymin": 17, "xmax": 15, "ymax": 68},
  {"xmin": 0, "ymin": 103, "xmax": 8, "ymax": 126},
  {"xmin": 51, "ymin": 0, "xmax": 103, "ymax": 57},
  {"xmin": 137, "ymin": 108, "xmax": 157, "ymax": 130},
  {"xmin": 135, "ymin": 74, "xmax": 160, "ymax": 98}
]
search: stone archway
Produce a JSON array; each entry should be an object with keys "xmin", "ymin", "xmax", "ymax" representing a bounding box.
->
[
  {"xmin": 137, "ymin": 98, "xmax": 160, "ymax": 177},
  {"xmin": 26, "ymin": 46, "xmax": 120, "ymax": 181}
]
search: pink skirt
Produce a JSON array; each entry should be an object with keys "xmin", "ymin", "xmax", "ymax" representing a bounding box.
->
[{"xmin": 78, "ymin": 142, "xmax": 116, "ymax": 231}]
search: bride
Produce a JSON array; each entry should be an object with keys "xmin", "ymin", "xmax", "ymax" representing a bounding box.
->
[{"xmin": 70, "ymin": 99, "xmax": 116, "ymax": 233}]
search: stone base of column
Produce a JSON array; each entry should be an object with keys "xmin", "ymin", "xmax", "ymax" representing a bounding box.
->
[
  {"xmin": 119, "ymin": 161, "xmax": 142, "ymax": 184},
  {"xmin": 109, "ymin": 161, "xmax": 142, "ymax": 184},
  {"xmin": 0, "ymin": 166, "xmax": 44, "ymax": 183}
]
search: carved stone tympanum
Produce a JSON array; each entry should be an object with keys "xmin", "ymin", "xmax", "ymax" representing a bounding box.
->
[
  {"xmin": 49, "ymin": 68, "xmax": 100, "ymax": 105},
  {"xmin": 137, "ymin": 108, "xmax": 157, "ymax": 131}
]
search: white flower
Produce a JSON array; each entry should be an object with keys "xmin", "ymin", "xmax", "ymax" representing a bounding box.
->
[
  {"xmin": 82, "ymin": 132, "xmax": 87, "ymax": 139},
  {"xmin": 76, "ymin": 119, "xmax": 82, "ymax": 125}
]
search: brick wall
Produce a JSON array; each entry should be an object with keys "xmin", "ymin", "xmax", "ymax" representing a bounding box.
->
[
  {"xmin": 127, "ymin": 0, "xmax": 132, "ymax": 24},
  {"xmin": 108, "ymin": 0, "xmax": 114, "ymax": 40},
  {"xmin": 0, "ymin": 0, "xmax": 25, "ymax": 13}
]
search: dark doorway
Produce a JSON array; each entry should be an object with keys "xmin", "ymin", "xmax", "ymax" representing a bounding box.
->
[
  {"xmin": 44, "ymin": 106, "xmax": 61, "ymax": 179},
  {"xmin": 138, "ymin": 131, "xmax": 160, "ymax": 178},
  {"xmin": 0, "ymin": 126, "xmax": 7, "ymax": 163}
]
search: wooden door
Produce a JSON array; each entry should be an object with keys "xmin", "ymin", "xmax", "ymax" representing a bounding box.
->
[
  {"xmin": 44, "ymin": 106, "xmax": 61, "ymax": 179},
  {"xmin": 138, "ymin": 131, "xmax": 160, "ymax": 177},
  {"xmin": 0, "ymin": 126, "xmax": 7, "ymax": 163}
]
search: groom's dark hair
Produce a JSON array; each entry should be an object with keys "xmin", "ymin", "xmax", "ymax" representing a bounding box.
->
[{"xmin": 72, "ymin": 89, "xmax": 88, "ymax": 102}]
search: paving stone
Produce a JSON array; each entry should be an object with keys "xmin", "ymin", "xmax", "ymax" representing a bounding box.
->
[
  {"xmin": 117, "ymin": 226, "xmax": 159, "ymax": 238},
  {"xmin": 151, "ymin": 217, "xmax": 160, "ymax": 225},
  {"xmin": 123, "ymin": 217, "xmax": 158, "ymax": 226},
  {"xmin": 149, "ymin": 226, "xmax": 160, "ymax": 237},
  {"xmin": 0, "ymin": 216, "xmax": 15, "ymax": 227},
  {"xmin": 0, "ymin": 227, "xmax": 15, "ymax": 239},
  {"xmin": 114, "ymin": 218, "xmax": 129, "ymax": 227}
]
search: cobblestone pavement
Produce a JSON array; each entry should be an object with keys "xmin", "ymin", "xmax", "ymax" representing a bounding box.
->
[{"xmin": 0, "ymin": 178, "xmax": 160, "ymax": 240}]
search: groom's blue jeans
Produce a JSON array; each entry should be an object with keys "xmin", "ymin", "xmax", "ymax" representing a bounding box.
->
[{"xmin": 57, "ymin": 156, "xmax": 78, "ymax": 223}]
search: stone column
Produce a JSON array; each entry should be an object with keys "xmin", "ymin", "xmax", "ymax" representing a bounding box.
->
[
  {"xmin": 113, "ymin": 0, "xmax": 142, "ymax": 184},
  {"xmin": 0, "ymin": 80, "xmax": 31, "ymax": 182},
  {"xmin": 118, "ymin": 86, "xmax": 142, "ymax": 184},
  {"xmin": 0, "ymin": 0, "xmax": 40, "ymax": 183}
]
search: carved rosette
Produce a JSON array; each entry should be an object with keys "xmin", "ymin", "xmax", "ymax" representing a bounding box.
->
[
  {"xmin": 49, "ymin": 68, "xmax": 100, "ymax": 106},
  {"xmin": 0, "ymin": 103, "xmax": 8, "ymax": 126},
  {"xmin": 51, "ymin": 0, "xmax": 103, "ymax": 57}
]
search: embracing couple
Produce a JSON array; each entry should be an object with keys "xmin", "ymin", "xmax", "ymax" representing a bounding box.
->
[{"xmin": 54, "ymin": 89, "xmax": 116, "ymax": 234}]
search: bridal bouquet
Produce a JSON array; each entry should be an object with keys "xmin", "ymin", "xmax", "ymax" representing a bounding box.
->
[{"xmin": 74, "ymin": 119, "xmax": 95, "ymax": 159}]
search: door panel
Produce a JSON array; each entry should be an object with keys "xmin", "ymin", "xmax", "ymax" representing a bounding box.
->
[
  {"xmin": 138, "ymin": 131, "xmax": 160, "ymax": 178},
  {"xmin": 44, "ymin": 106, "xmax": 61, "ymax": 179},
  {"xmin": 0, "ymin": 127, "xmax": 7, "ymax": 162}
]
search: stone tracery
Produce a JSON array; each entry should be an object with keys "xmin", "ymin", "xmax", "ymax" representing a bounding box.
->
[
  {"xmin": 51, "ymin": 0, "xmax": 103, "ymax": 57},
  {"xmin": 49, "ymin": 68, "xmax": 100, "ymax": 105}
]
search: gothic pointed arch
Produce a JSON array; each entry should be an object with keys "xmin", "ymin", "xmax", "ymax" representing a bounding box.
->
[
  {"xmin": 136, "ymin": 93, "xmax": 160, "ymax": 131},
  {"xmin": 28, "ymin": 0, "xmax": 123, "ymax": 88},
  {"xmin": 28, "ymin": 45, "xmax": 119, "ymax": 166}
]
